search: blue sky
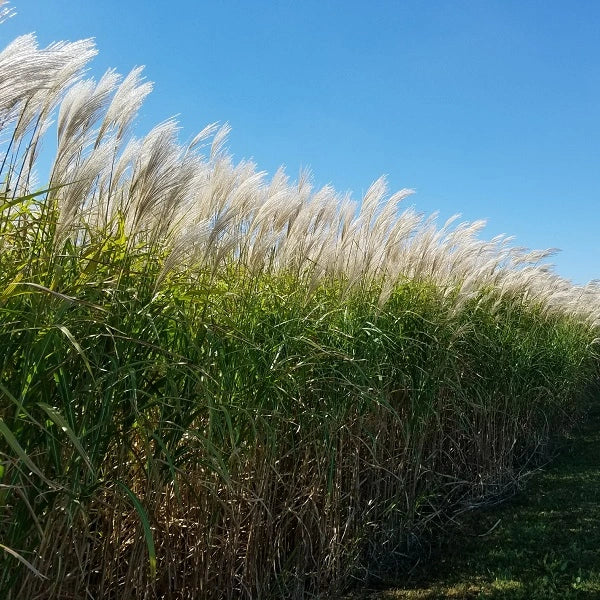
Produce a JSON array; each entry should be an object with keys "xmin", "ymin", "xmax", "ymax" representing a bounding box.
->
[{"xmin": 3, "ymin": 0, "xmax": 599, "ymax": 283}]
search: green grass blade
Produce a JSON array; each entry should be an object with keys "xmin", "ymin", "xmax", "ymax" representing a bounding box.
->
[
  {"xmin": 0, "ymin": 419, "xmax": 55, "ymax": 488},
  {"xmin": 53, "ymin": 325, "xmax": 95, "ymax": 379},
  {"xmin": 37, "ymin": 402, "xmax": 96, "ymax": 478},
  {"xmin": 117, "ymin": 481, "xmax": 157, "ymax": 579},
  {"xmin": 0, "ymin": 543, "xmax": 47, "ymax": 580}
]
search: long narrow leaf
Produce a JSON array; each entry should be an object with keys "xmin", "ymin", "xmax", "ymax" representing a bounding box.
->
[
  {"xmin": 37, "ymin": 402, "xmax": 96, "ymax": 477},
  {"xmin": 117, "ymin": 481, "xmax": 157, "ymax": 579},
  {"xmin": 0, "ymin": 543, "xmax": 46, "ymax": 579},
  {"xmin": 0, "ymin": 419, "xmax": 55, "ymax": 488}
]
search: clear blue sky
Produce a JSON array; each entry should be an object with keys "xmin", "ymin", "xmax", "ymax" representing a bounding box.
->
[{"xmin": 3, "ymin": 0, "xmax": 599, "ymax": 284}]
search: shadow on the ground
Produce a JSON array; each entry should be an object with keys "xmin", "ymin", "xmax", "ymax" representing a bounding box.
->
[{"xmin": 356, "ymin": 405, "xmax": 600, "ymax": 599}]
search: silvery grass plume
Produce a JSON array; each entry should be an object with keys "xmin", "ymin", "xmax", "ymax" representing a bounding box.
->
[
  {"xmin": 0, "ymin": 0, "xmax": 14, "ymax": 24},
  {"xmin": 0, "ymin": 17, "xmax": 599, "ymax": 326},
  {"xmin": 0, "ymin": 34, "xmax": 97, "ymax": 195}
]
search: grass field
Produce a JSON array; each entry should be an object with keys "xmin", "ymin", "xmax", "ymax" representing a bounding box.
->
[{"xmin": 1, "ymin": 3, "xmax": 599, "ymax": 598}]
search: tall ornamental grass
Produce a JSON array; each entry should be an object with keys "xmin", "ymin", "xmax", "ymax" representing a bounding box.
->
[{"xmin": 1, "ymin": 3, "xmax": 599, "ymax": 598}]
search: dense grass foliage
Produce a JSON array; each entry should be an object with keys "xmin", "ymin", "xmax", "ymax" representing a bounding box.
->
[
  {"xmin": 1, "ymin": 203, "xmax": 596, "ymax": 599},
  {"xmin": 1, "ymin": 4, "xmax": 599, "ymax": 598}
]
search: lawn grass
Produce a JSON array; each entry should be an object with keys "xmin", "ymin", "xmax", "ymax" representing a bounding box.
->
[{"xmin": 358, "ymin": 399, "xmax": 600, "ymax": 599}]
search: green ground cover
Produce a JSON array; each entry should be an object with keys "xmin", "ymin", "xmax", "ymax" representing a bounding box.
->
[{"xmin": 360, "ymin": 401, "xmax": 600, "ymax": 599}]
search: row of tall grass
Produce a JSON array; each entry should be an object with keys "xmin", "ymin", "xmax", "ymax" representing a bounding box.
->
[{"xmin": 1, "ymin": 4, "xmax": 599, "ymax": 598}]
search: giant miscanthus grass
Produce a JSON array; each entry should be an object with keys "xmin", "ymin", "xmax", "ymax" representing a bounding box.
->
[
  {"xmin": 1, "ymin": 5, "xmax": 599, "ymax": 599},
  {"xmin": 1, "ymin": 13, "xmax": 599, "ymax": 319}
]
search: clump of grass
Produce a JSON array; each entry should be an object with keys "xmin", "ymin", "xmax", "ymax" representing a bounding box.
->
[{"xmin": 1, "ymin": 4, "xmax": 599, "ymax": 598}]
